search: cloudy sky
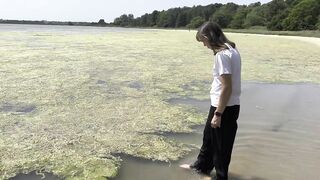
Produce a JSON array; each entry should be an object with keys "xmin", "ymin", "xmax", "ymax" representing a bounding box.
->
[{"xmin": 1, "ymin": 0, "xmax": 272, "ymax": 23}]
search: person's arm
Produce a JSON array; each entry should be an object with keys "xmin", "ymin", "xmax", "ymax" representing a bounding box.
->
[
  {"xmin": 211, "ymin": 74, "xmax": 232, "ymax": 128},
  {"xmin": 216, "ymin": 74, "xmax": 232, "ymax": 113}
]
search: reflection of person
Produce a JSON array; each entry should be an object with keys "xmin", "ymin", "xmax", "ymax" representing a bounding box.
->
[{"xmin": 182, "ymin": 22, "xmax": 241, "ymax": 180}]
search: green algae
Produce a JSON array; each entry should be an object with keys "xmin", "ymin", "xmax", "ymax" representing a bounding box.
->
[
  {"xmin": 1, "ymin": 28, "xmax": 320, "ymax": 180},
  {"xmin": 233, "ymin": 33, "xmax": 320, "ymax": 84}
]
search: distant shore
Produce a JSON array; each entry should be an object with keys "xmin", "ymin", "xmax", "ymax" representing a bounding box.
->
[
  {"xmin": 224, "ymin": 28, "xmax": 320, "ymax": 38},
  {"xmin": 0, "ymin": 19, "xmax": 110, "ymax": 27},
  {"xmin": 134, "ymin": 26, "xmax": 320, "ymax": 38},
  {"xmin": 1, "ymin": 21, "xmax": 319, "ymax": 38}
]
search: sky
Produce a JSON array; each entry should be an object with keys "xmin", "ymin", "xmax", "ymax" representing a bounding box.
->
[{"xmin": 0, "ymin": 0, "xmax": 272, "ymax": 23}]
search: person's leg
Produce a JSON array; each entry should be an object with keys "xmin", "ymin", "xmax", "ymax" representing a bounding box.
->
[
  {"xmin": 191, "ymin": 106, "xmax": 216, "ymax": 174},
  {"xmin": 213, "ymin": 105, "xmax": 240, "ymax": 180}
]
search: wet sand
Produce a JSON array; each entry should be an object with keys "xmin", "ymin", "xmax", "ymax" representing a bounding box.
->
[{"xmin": 10, "ymin": 82, "xmax": 320, "ymax": 180}]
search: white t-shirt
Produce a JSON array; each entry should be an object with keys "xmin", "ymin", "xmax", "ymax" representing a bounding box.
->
[{"xmin": 210, "ymin": 43, "xmax": 241, "ymax": 107}]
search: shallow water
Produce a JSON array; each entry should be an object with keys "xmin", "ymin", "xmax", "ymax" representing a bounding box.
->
[
  {"xmin": 9, "ymin": 171, "xmax": 59, "ymax": 180},
  {"xmin": 0, "ymin": 24, "xmax": 150, "ymax": 34},
  {"xmin": 111, "ymin": 83, "xmax": 320, "ymax": 180},
  {"xmin": 14, "ymin": 83, "xmax": 319, "ymax": 180}
]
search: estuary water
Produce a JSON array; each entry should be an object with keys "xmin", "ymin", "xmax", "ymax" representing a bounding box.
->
[{"xmin": 111, "ymin": 83, "xmax": 320, "ymax": 180}]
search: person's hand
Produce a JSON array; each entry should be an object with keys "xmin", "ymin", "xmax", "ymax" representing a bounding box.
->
[{"xmin": 211, "ymin": 115, "xmax": 221, "ymax": 128}]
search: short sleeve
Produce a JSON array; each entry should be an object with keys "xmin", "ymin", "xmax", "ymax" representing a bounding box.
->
[{"xmin": 215, "ymin": 52, "xmax": 232, "ymax": 75}]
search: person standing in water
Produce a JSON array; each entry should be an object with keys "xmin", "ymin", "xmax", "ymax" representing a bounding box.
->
[{"xmin": 180, "ymin": 22, "xmax": 241, "ymax": 180}]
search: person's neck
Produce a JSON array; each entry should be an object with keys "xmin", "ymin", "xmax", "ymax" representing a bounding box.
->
[{"xmin": 215, "ymin": 46, "xmax": 228, "ymax": 53}]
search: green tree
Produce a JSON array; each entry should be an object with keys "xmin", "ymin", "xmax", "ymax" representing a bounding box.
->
[
  {"xmin": 203, "ymin": 4, "xmax": 222, "ymax": 20},
  {"xmin": 317, "ymin": 15, "xmax": 320, "ymax": 30},
  {"xmin": 186, "ymin": 16, "xmax": 205, "ymax": 28},
  {"xmin": 166, "ymin": 9, "xmax": 180, "ymax": 27},
  {"xmin": 188, "ymin": 5, "xmax": 207, "ymax": 20},
  {"xmin": 268, "ymin": 10, "xmax": 289, "ymax": 30},
  {"xmin": 157, "ymin": 11, "xmax": 169, "ymax": 27},
  {"xmin": 112, "ymin": 1, "xmax": 318, "ymax": 30},
  {"xmin": 265, "ymin": 0, "xmax": 287, "ymax": 21},
  {"xmin": 230, "ymin": 6, "xmax": 248, "ymax": 29},
  {"xmin": 265, "ymin": 0, "xmax": 288, "ymax": 30},
  {"xmin": 285, "ymin": 0, "xmax": 302, "ymax": 7},
  {"xmin": 140, "ymin": 14, "xmax": 148, "ymax": 27},
  {"xmin": 210, "ymin": 3, "xmax": 239, "ymax": 28},
  {"xmin": 113, "ymin": 14, "xmax": 134, "ymax": 27},
  {"xmin": 127, "ymin": 14, "xmax": 134, "ymax": 26},
  {"xmin": 283, "ymin": 0, "xmax": 320, "ymax": 30},
  {"xmin": 211, "ymin": 12, "xmax": 231, "ymax": 28},
  {"xmin": 243, "ymin": 6, "xmax": 266, "ymax": 27},
  {"xmin": 132, "ymin": 17, "xmax": 141, "ymax": 26},
  {"xmin": 147, "ymin": 10, "xmax": 159, "ymax": 27},
  {"xmin": 176, "ymin": 12, "xmax": 188, "ymax": 27}
]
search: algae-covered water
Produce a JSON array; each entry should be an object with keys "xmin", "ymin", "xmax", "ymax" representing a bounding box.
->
[{"xmin": 1, "ymin": 24, "xmax": 320, "ymax": 180}]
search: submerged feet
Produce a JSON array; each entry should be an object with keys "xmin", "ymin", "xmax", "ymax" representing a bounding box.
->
[
  {"xmin": 179, "ymin": 164, "xmax": 192, "ymax": 169},
  {"xmin": 179, "ymin": 163, "xmax": 212, "ymax": 179}
]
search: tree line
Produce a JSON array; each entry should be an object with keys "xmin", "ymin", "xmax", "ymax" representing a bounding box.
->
[
  {"xmin": 112, "ymin": 0, "xmax": 320, "ymax": 31},
  {"xmin": 0, "ymin": 19, "xmax": 108, "ymax": 27}
]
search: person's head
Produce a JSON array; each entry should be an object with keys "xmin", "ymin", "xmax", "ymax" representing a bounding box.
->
[{"xmin": 196, "ymin": 22, "xmax": 235, "ymax": 54}]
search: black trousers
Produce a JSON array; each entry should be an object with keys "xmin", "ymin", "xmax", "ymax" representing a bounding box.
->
[{"xmin": 192, "ymin": 105, "xmax": 240, "ymax": 180}]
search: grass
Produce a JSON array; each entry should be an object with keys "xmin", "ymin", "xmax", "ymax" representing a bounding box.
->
[{"xmin": 0, "ymin": 27, "xmax": 319, "ymax": 180}]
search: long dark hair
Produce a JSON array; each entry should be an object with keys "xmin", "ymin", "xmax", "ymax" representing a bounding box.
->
[{"xmin": 196, "ymin": 22, "xmax": 235, "ymax": 54}]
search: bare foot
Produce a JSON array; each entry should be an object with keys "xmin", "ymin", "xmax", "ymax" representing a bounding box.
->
[
  {"xmin": 200, "ymin": 174, "xmax": 212, "ymax": 180},
  {"xmin": 179, "ymin": 164, "xmax": 191, "ymax": 169},
  {"xmin": 179, "ymin": 164, "xmax": 212, "ymax": 179}
]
